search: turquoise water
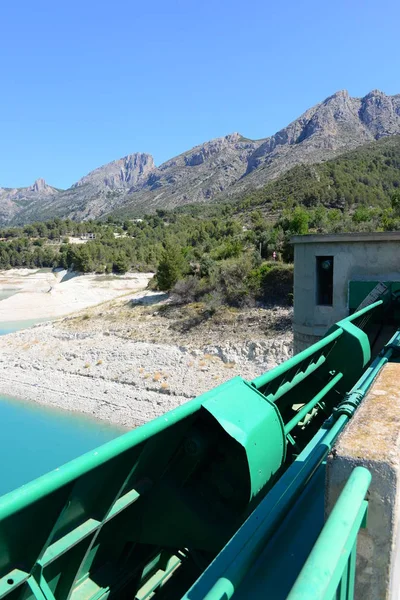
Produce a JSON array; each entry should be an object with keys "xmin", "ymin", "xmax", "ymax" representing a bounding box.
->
[
  {"xmin": 0, "ymin": 284, "xmax": 45, "ymax": 335},
  {"xmin": 0, "ymin": 317, "xmax": 126, "ymax": 496},
  {"xmin": 0, "ymin": 319, "xmax": 48, "ymax": 335},
  {"xmin": 0, "ymin": 395, "xmax": 125, "ymax": 496}
]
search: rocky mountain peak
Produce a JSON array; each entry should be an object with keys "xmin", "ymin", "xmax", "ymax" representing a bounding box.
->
[
  {"xmin": 27, "ymin": 178, "xmax": 57, "ymax": 197},
  {"xmin": 326, "ymin": 89, "xmax": 350, "ymax": 102},
  {"xmin": 364, "ymin": 89, "xmax": 386, "ymax": 99},
  {"xmin": 30, "ymin": 178, "xmax": 49, "ymax": 192},
  {"xmin": 225, "ymin": 132, "xmax": 243, "ymax": 143},
  {"xmin": 72, "ymin": 152, "xmax": 155, "ymax": 191},
  {"xmin": 2, "ymin": 88, "xmax": 400, "ymax": 224},
  {"xmin": 359, "ymin": 90, "xmax": 400, "ymax": 138}
]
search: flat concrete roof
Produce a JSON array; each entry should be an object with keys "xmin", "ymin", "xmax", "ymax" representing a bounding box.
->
[{"xmin": 291, "ymin": 231, "xmax": 400, "ymax": 244}]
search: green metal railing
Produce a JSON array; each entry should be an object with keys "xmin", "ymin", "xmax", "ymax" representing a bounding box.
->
[
  {"xmin": 287, "ymin": 466, "xmax": 371, "ymax": 600},
  {"xmin": 284, "ymin": 371, "xmax": 343, "ymax": 435},
  {"xmin": 251, "ymin": 328, "xmax": 343, "ymax": 396},
  {"xmin": 0, "ymin": 299, "xmax": 388, "ymax": 600},
  {"xmin": 184, "ymin": 327, "xmax": 400, "ymax": 600},
  {"xmin": 252, "ymin": 299, "xmax": 383, "ymax": 402}
]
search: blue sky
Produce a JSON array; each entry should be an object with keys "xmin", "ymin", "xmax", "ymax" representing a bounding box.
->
[{"xmin": 1, "ymin": 0, "xmax": 399, "ymax": 189}]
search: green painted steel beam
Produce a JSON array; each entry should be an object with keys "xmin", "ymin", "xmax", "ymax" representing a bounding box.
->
[
  {"xmin": 284, "ymin": 372, "xmax": 343, "ymax": 435},
  {"xmin": 342, "ymin": 299, "xmax": 383, "ymax": 323},
  {"xmin": 0, "ymin": 385, "xmax": 209, "ymax": 520},
  {"xmin": 265, "ymin": 354, "xmax": 326, "ymax": 404},
  {"xmin": 183, "ymin": 328, "xmax": 400, "ymax": 600},
  {"xmin": 0, "ymin": 299, "xmax": 393, "ymax": 600},
  {"xmin": 251, "ymin": 328, "xmax": 343, "ymax": 390},
  {"xmin": 183, "ymin": 419, "xmax": 347, "ymax": 600},
  {"xmin": 286, "ymin": 466, "xmax": 371, "ymax": 599}
]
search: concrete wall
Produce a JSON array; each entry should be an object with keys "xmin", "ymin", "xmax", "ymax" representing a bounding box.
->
[
  {"xmin": 292, "ymin": 232, "xmax": 400, "ymax": 353},
  {"xmin": 326, "ymin": 362, "xmax": 400, "ymax": 600}
]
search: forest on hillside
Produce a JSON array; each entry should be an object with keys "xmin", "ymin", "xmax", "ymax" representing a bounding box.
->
[{"xmin": 233, "ymin": 135, "xmax": 400, "ymax": 212}]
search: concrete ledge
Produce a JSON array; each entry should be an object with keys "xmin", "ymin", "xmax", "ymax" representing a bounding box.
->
[
  {"xmin": 293, "ymin": 323, "xmax": 331, "ymax": 337},
  {"xmin": 292, "ymin": 231, "xmax": 400, "ymax": 244},
  {"xmin": 326, "ymin": 362, "xmax": 400, "ymax": 600},
  {"xmin": 293, "ymin": 330, "xmax": 323, "ymax": 354}
]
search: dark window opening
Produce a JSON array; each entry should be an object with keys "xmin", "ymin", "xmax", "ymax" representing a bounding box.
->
[{"xmin": 316, "ymin": 256, "xmax": 334, "ymax": 306}]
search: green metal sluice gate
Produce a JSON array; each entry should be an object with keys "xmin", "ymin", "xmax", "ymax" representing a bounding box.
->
[{"xmin": 1, "ymin": 287, "xmax": 399, "ymax": 599}]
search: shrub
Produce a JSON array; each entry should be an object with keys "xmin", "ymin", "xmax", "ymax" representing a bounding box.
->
[
  {"xmin": 171, "ymin": 276, "xmax": 212, "ymax": 304},
  {"xmin": 199, "ymin": 255, "xmax": 215, "ymax": 277},
  {"xmin": 170, "ymin": 276, "xmax": 201, "ymax": 304},
  {"xmin": 113, "ymin": 255, "xmax": 130, "ymax": 274},
  {"xmin": 210, "ymin": 256, "xmax": 256, "ymax": 307},
  {"xmin": 210, "ymin": 240, "xmax": 243, "ymax": 260},
  {"xmin": 260, "ymin": 263, "xmax": 294, "ymax": 305}
]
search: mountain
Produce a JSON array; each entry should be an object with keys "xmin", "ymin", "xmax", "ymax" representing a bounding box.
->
[
  {"xmin": 234, "ymin": 135, "xmax": 400, "ymax": 213},
  {"xmin": 0, "ymin": 179, "xmax": 59, "ymax": 223},
  {"xmin": 3, "ymin": 89, "xmax": 400, "ymax": 224},
  {"xmin": 10, "ymin": 134, "xmax": 262, "ymax": 223},
  {"xmin": 72, "ymin": 153, "xmax": 155, "ymax": 191},
  {"xmin": 4, "ymin": 154, "xmax": 155, "ymax": 224}
]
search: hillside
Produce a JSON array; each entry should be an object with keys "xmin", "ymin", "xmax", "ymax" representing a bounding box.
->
[
  {"xmin": 2, "ymin": 89, "xmax": 400, "ymax": 224},
  {"xmin": 0, "ymin": 179, "xmax": 59, "ymax": 223},
  {"xmin": 233, "ymin": 135, "xmax": 400, "ymax": 213}
]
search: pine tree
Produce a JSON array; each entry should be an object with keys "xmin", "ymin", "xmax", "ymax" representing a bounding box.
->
[
  {"xmin": 391, "ymin": 191, "xmax": 400, "ymax": 215},
  {"xmin": 156, "ymin": 241, "xmax": 185, "ymax": 291},
  {"xmin": 113, "ymin": 255, "xmax": 130, "ymax": 274}
]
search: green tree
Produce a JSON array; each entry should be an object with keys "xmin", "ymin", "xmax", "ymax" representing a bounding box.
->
[
  {"xmin": 156, "ymin": 241, "xmax": 186, "ymax": 291},
  {"xmin": 289, "ymin": 206, "xmax": 309, "ymax": 234},
  {"xmin": 113, "ymin": 255, "xmax": 130, "ymax": 274},
  {"xmin": 391, "ymin": 191, "xmax": 400, "ymax": 215}
]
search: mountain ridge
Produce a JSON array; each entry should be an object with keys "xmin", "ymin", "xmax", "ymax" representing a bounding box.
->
[{"xmin": 3, "ymin": 89, "xmax": 400, "ymax": 224}]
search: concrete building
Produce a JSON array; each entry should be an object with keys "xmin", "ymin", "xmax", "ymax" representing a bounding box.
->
[{"xmin": 292, "ymin": 231, "xmax": 400, "ymax": 353}]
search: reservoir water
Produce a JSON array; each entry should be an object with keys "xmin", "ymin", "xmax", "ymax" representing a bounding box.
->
[{"xmin": 0, "ymin": 320, "xmax": 126, "ymax": 496}]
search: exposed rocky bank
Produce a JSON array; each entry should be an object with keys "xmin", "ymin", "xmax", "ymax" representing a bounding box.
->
[{"xmin": 0, "ymin": 292, "xmax": 293, "ymax": 428}]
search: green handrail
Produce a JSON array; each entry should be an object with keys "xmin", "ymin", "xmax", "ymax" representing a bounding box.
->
[
  {"xmin": 287, "ymin": 466, "xmax": 371, "ymax": 600},
  {"xmin": 251, "ymin": 297, "xmax": 383, "ymax": 395},
  {"xmin": 251, "ymin": 328, "xmax": 343, "ymax": 390},
  {"xmin": 343, "ymin": 299, "xmax": 383, "ymax": 323},
  {"xmin": 183, "ymin": 329, "xmax": 400, "ymax": 600}
]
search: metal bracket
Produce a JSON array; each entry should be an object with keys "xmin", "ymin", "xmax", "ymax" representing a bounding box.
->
[
  {"xmin": 333, "ymin": 390, "xmax": 364, "ymax": 419},
  {"xmin": 382, "ymin": 341, "xmax": 400, "ymax": 357}
]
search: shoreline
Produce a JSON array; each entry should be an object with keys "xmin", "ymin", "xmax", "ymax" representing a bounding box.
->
[
  {"xmin": 0, "ymin": 362, "xmax": 176, "ymax": 429},
  {"xmin": 0, "ymin": 324, "xmax": 208, "ymax": 428},
  {"xmin": 0, "ymin": 298, "xmax": 293, "ymax": 428},
  {"xmin": 0, "ymin": 269, "xmax": 154, "ymax": 322}
]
